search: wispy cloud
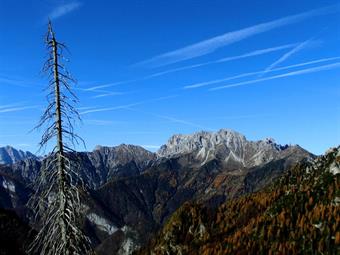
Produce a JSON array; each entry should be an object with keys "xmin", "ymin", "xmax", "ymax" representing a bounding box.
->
[
  {"xmin": 82, "ymin": 44, "xmax": 301, "ymax": 92},
  {"xmin": 0, "ymin": 76, "xmax": 43, "ymax": 88},
  {"xmin": 84, "ymin": 119, "xmax": 127, "ymax": 125},
  {"xmin": 0, "ymin": 105, "xmax": 38, "ymax": 113},
  {"xmin": 82, "ymin": 42, "xmax": 310, "ymax": 93},
  {"xmin": 260, "ymin": 38, "xmax": 315, "ymax": 76},
  {"xmin": 210, "ymin": 61, "xmax": 340, "ymax": 91},
  {"xmin": 80, "ymin": 95, "xmax": 178, "ymax": 115},
  {"xmin": 0, "ymin": 143, "xmax": 31, "ymax": 149},
  {"xmin": 135, "ymin": 4, "xmax": 339, "ymax": 67},
  {"xmin": 190, "ymin": 114, "xmax": 272, "ymax": 121},
  {"xmin": 0, "ymin": 134, "xmax": 30, "ymax": 138},
  {"xmin": 148, "ymin": 43, "xmax": 300, "ymax": 78},
  {"xmin": 139, "ymin": 145, "xmax": 161, "ymax": 150},
  {"xmin": 16, "ymin": 143, "xmax": 31, "ymax": 148},
  {"xmin": 92, "ymin": 91, "xmax": 125, "ymax": 99},
  {"xmin": 0, "ymin": 103, "xmax": 19, "ymax": 110},
  {"xmin": 79, "ymin": 79, "xmax": 144, "ymax": 93},
  {"xmin": 183, "ymin": 56, "xmax": 340, "ymax": 89},
  {"xmin": 80, "ymin": 103, "xmax": 141, "ymax": 115},
  {"xmin": 154, "ymin": 114, "xmax": 209, "ymax": 129},
  {"xmin": 110, "ymin": 131, "xmax": 163, "ymax": 135},
  {"xmin": 0, "ymin": 119, "xmax": 35, "ymax": 125},
  {"xmin": 77, "ymin": 106, "xmax": 98, "ymax": 111},
  {"xmin": 125, "ymin": 107, "xmax": 210, "ymax": 130},
  {"xmin": 0, "ymin": 77, "xmax": 27, "ymax": 87},
  {"xmin": 81, "ymin": 81, "xmax": 132, "ymax": 91},
  {"xmin": 48, "ymin": 1, "xmax": 82, "ymax": 20}
]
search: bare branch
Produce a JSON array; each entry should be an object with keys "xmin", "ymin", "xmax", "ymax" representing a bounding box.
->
[{"xmin": 28, "ymin": 21, "xmax": 93, "ymax": 255}]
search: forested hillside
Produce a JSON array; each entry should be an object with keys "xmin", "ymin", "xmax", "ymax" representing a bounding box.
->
[{"xmin": 137, "ymin": 147, "xmax": 340, "ymax": 255}]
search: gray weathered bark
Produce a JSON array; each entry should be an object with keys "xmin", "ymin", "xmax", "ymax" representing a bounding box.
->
[{"xmin": 28, "ymin": 21, "xmax": 92, "ymax": 255}]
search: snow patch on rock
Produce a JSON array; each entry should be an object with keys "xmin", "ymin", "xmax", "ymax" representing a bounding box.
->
[
  {"xmin": 157, "ymin": 129, "xmax": 294, "ymax": 168},
  {"xmin": 117, "ymin": 226, "xmax": 139, "ymax": 255},
  {"xmin": 118, "ymin": 238, "xmax": 135, "ymax": 255},
  {"xmin": 329, "ymin": 162, "xmax": 340, "ymax": 175},
  {"xmin": 2, "ymin": 179, "xmax": 15, "ymax": 192},
  {"xmin": 0, "ymin": 145, "xmax": 37, "ymax": 164},
  {"xmin": 87, "ymin": 213, "xmax": 118, "ymax": 235}
]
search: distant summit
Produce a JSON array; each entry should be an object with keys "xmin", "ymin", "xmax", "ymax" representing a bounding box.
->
[
  {"xmin": 0, "ymin": 146, "xmax": 37, "ymax": 165},
  {"xmin": 157, "ymin": 129, "xmax": 305, "ymax": 168},
  {"xmin": 0, "ymin": 129, "xmax": 315, "ymax": 254},
  {"xmin": 137, "ymin": 146, "xmax": 340, "ymax": 255}
]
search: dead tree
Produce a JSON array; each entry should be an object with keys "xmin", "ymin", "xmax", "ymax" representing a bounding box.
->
[{"xmin": 28, "ymin": 21, "xmax": 92, "ymax": 255}]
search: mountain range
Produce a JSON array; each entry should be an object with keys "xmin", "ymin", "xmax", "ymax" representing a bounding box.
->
[
  {"xmin": 0, "ymin": 146, "xmax": 37, "ymax": 165},
  {"xmin": 0, "ymin": 129, "xmax": 316, "ymax": 254},
  {"xmin": 136, "ymin": 146, "xmax": 340, "ymax": 254}
]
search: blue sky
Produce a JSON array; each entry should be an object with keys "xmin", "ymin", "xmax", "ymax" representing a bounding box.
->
[{"xmin": 0, "ymin": 0, "xmax": 339, "ymax": 155}]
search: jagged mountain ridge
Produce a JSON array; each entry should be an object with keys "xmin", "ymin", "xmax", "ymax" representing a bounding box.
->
[
  {"xmin": 85, "ymin": 131, "xmax": 312, "ymax": 254},
  {"xmin": 90, "ymin": 143, "xmax": 312, "ymax": 253},
  {"xmin": 0, "ymin": 146, "xmax": 37, "ymax": 165},
  {"xmin": 0, "ymin": 208, "xmax": 35, "ymax": 255},
  {"xmin": 136, "ymin": 146, "xmax": 340, "ymax": 255},
  {"xmin": 0, "ymin": 129, "xmax": 315, "ymax": 255},
  {"xmin": 1, "ymin": 129, "xmax": 309, "ymax": 189},
  {"xmin": 158, "ymin": 129, "xmax": 298, "ymax": 168},
  {"xmin": 87, "ymin": 144, "xmax": 156, "ymax": 184},
  {"xmin": 1, "ymin": 129, "xmax": 305, "ymax": 179},
  {"xmin": 0, "ymin": 144, "xmax": 156, "ymax": 189}
]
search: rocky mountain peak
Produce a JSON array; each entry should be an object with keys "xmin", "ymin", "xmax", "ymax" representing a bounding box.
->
[
  {"xmin": 157, "ymin": 129, "xmax": 304, "ymax": 168},
  {"xmin": 157, "ymin": 129, "xmax": 246, "ymax": 156},
  {"xmin": 86, "ymin": 144, "xmax": 157, "ymax": 186},
  {"xmin": 260, "ymin": 137, "xmax": 289, "ymax": 151},
  {"xmin": 0, "ymin": 146, "xmax": 37, "ymax": 165},
  {"xmin": 92, "ymin": 144, "xmax": 156, "ymax": 161},
  {"xmin": 263, "ymin": 137, "xmax": 276, "ymax": 144}
]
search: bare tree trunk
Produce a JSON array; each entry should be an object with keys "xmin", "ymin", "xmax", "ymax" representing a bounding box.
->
[
  {"xmin": 51, "ymin": 33, "xmax": 68, "ymax": 252},
  {"xmin": 28, "ymin": 21, "xmax": 92, "ymax": 255}
]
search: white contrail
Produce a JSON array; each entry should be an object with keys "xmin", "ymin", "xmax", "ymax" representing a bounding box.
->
[
  {"xmin": 0, "ymin": 106, "xmax": 38, "ymax": 113},
  {"xmin": 210, "ymin": 61, "xmax": 340, "ymax": 91},
  {"xmin": 80, "ymin": 95, "xmax": 178, "ymax": 115},
  {"xmin": 82, "ymin": 80, "xmax": 135, "ymax": 91},
  {"xmin": 135, "ymin": 4, "xmax": 339, "ymax": 67},
  {"xmin": 48, "ymin": 1, "xmax": 82, "ymax": 20},
  {"xmin": 260, "ymin": 38, "xmax": 314, "ymax": 76},
  {"xmin": 184, "ymin": 56, "xmax": 340, "ymax": 89},
  {"xmin": 124, "ymin": 107, "xmax": 210, "ymax": 130},
  {"xmin": 147, "ymin": 43, "xmax": 301, "ymax": 78},
  {"xmin": 80, "ymin": 102, "xmax": 142, "ymax": 115},
  {"xmin": 83, "ymin": 119, "xmax": 127, "ymax": 126},
  {"xmin": 81, "ymin": 44, "xmax": 303, "ymax": 92},
  {"xmin": 139, "ymin": 145, "xmax": 161, "ymax": 150},
  {"xmin": 92, "ymin": 92, "xmax": 124, "ymax": 99},
  {"xmin": 0, "ymin": 103, "xmax": 19, "ymax": 110}
]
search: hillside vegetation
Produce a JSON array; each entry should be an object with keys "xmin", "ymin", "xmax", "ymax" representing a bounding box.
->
[{"xmin": 137, "ymin": 147, "xmax": 340, "ymax": 255}]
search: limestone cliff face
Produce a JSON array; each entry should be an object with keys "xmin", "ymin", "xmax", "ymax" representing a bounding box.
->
[
  {"xmin": 136, "ymin": 147, "xmax": 340, "ymax": 255},
  {"xmin": 0, "ymin": 130, "xmax": 315, "ymax": 255},
  {"xmin": 158, "ymin": 129, "xmax": 311, "ymax": 168},
  {"xmin": 0, "ymin": 146, "xmax": 37, "ymax": 165}
]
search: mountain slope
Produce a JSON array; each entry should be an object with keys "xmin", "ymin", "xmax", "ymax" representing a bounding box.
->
[
  {"xmin": 2, "ymin": 144, "xmax": 156, "ymax": 189},
  {"xmin": 0, "ymin": 129, "xmax": 315, "ymax": 254},
  {"xmin": 136, "ymin": 147, "xmax": 340, "ymax": 255},
  {"xmin": 86, "ymin": 144, "xmax": 156, "ymax": 185},
  {"xmin": 0, "ymin": 208, "xmax": 34, "ymax": 255},
  {"xmin": 92, "ymin": 140, "xmax": 312, "ymax": 254},
  {"xmin": 0, "ymin": 165, "xmax": 32, "ymax": 219},
  {"xmin": 158, "ymin": 129, "xmax": 309, "ymax": 169},
  {"xmin": 0, "ymin": 146, "xmax": 37, "ymax": 165}
]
